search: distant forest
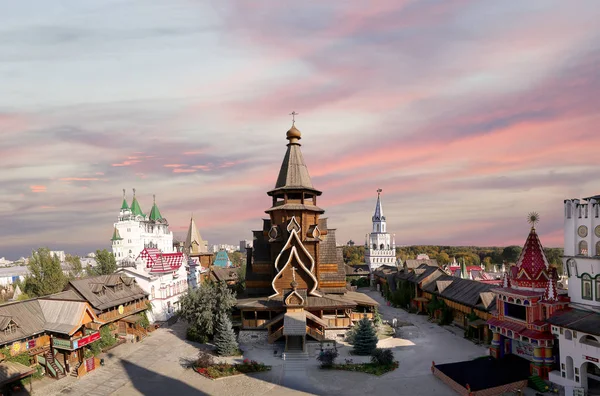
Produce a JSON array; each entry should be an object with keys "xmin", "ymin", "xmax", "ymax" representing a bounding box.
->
[{"xmin": 342, "ymin": 245, "xmax": 564, "ymax": 272}]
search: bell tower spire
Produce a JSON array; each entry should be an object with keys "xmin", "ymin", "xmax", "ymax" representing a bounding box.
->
[
  {"xmin": 372, "ymin": 189, "xmax": 386, "ymax": 233},
  {"xmin": 366, "ymin": 189, "xmax": 395, "ymax": 275}
]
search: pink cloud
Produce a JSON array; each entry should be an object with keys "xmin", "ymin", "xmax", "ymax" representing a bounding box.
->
[
  {"xmin": 173, "ymin": 168, "xmax": 197, "ymax": 173},
  {"xmin": 30, "ymin": 185, "xmax": 47, "ymax": 193},
  {"xmin": 112, "ymin": 160, "xmax": 141, "ymax": 167},
  {"xmin": 59, "ymin": 177, "xmax": 100, "ymax": 181},
  {"xmin": 163, "ymin": 164, "xmax": 185, "ymax": 168}
]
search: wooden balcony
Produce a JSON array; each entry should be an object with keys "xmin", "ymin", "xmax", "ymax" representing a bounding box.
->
[
  {"xmin": 99, "ymin": 300, "xmax": 148, "ymax": 323},
  {"xmin": 242, "ymin": 319, "xmax": 268, "ymax": 329},
  {"xmin": 351, "ymin": 312, "xmax": 373, "ymax": 321},
  {"xmin": 323, "ymin": 316, "xmax": 351, "ymax": 328}
]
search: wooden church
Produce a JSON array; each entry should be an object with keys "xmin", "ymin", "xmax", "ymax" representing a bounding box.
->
[{"xmin": 237, "ymin": 121, "xmax": 378, "ymax": 352}]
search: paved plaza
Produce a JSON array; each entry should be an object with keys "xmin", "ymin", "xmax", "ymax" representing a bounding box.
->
[{"xmin": 34, "ymin": 289, "xmax": 493, "ymax": 396}]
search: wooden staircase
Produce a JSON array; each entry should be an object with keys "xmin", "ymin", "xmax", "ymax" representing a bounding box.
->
[
  {"xmin": 70, "ymin": 362, "xmax": 82, "ymax": 377},
  {"xmin": 45, "ymin": 351, "xmax": 65, "ymax": 379},
  {"xmin": 306, "ymin": 326, "xmax": 325, "ymax": 341},
  {"xmin": 268, "ymin": 327, "xmax": 284, "ymax": 343}
]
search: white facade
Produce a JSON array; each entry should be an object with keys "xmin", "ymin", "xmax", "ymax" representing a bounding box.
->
[
  {"xmin": 116, "ymin": 257, "xmax": 188, "ymax": 323},
  {"xmin": 365, "ymin": 191, "xmax": 396, "ymax": 272},
  {"xmin": 112, "ymin": 190, "xmax": 174, "ymax": 262},
  {"xmin": 547, "ymin": 196, "xmax": 600, "ymax": 396},
  {"xmin": 563, "ymin": 197, "xmax": 600, "ymax": 308},
  {"xmin": 549, "ymin": 324, "xmax": 600, "ymax": 396}
]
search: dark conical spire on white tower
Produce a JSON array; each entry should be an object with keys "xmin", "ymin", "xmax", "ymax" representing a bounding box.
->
[
  {"xmin": 372, "ymin": 189, "xmax": 386, "ymax": 233},
  {"xmin": 372, "ymin": 188, "xmax": 385, "ymax": 222}
]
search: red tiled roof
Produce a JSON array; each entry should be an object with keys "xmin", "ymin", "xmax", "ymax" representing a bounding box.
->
[
  {"xmin": 137, "ymin": 248, "xmax": 183, "ymax": 273},
  {"xmin": 520, "ymin": 329, "xmax": 554, "ymax": 340},
  {"xmin": 487, "ymin": 318, "xmax": 526, "ymax": 334},
  {"xmin": 513, "ymin": 227, "xmax": 549, "ymax": 287}
]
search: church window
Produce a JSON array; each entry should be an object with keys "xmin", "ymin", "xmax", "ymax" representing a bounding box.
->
[
  {"xmin": 596, "ymin": 276, "xmax": 600, "ymax": 302},
  {"xmin": 578, "ymin": 206, "xmax": 582, "ymax": 218},
  {"xmin": 596, "ymin": 242, "xmax": 600, "ymax": 256},
  {"xmin": 373, "ymin": 244, "xmax": 377, "ymax": 250},
  {"xmin": 566, "ymin": 202, "xmax": 572, "ymax": 218},
  {"xmin": 596, "ymin": 205, "xmax": 599, "ymax": 218},
  {"xmin": 585, "ymin": 205, "xmax": 588, "ymax": 218},
  {"xmin": 380, "ymin": 244, "xmax": 384, "ymax": 249},
  {"xmin": 579, "ymin": 241, "xmax": 588, "ymax": 255},
  {"xmin": 376, "ymin": 224, "xmax": 380, "ymax": 232},
  {"xmin": 582, "ymin": 274, "xmax": 593, "ymax": 300}
]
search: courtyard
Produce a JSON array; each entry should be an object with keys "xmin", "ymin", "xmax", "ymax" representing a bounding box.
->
[{"xmin": 34, "ymin": 289, "xmax": 492, "ymax": 396}]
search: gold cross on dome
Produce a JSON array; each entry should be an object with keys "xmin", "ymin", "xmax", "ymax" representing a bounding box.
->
[{"xmin": 289, "ymin": 111, "xmax": 298, "ymax": 123}]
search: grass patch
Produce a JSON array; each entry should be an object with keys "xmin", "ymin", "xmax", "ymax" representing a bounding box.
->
[
  {"xmin": 194, "ymin": 359, "xmax": 271, "ymax": 379},
  {"xmin": 327, "ymin": 362, "xmax": 399, "ymax": 376}
]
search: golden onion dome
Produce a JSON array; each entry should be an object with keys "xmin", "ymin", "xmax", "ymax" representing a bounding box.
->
[{"xmin": 286, "ymin": 123, "xmax": 302, "ymax": 142}]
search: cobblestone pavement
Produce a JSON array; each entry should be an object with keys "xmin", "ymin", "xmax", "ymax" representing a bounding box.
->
[{"xmin": 32, "ymin": 289, "xmax": 497, "ymax": 396}]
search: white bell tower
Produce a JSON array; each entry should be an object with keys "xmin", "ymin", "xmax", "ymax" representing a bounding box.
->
[{"xmin": 365, "ymin": 189, "xmax": 396, "ymax": 277}]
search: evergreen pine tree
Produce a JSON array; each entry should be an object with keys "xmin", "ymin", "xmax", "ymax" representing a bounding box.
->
[
  {"xmin": 352, "ymin": 317, "xmax": 378, "ymax": 355},
  {"xmin": 214, "ymin": 315, "xmax": 239, "ymax": 356}
]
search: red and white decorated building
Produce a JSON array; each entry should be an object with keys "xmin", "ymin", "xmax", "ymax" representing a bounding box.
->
[
  {"xmin": 487, "ymin": 216, "xmax": 569, "ymax": 379},
  {"xmin": 116, "ymin": 247, "xmax": 188, "ymax": 322}
]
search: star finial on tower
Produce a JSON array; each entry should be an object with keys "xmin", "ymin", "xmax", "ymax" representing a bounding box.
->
[
  {"xmin": 527, "ymin": 212, "xmax": 540, "ymax": 229},
  {"xmin": 133, "ymin": 188, "xmax": 136, "ymax": 197}
]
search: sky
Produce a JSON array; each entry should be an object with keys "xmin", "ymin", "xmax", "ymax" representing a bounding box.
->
[{"xmin": 1, "ymin": 0, "xmax": 600, "ymax": 259}]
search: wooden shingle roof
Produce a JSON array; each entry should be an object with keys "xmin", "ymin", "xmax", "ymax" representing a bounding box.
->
[
  {"xmin": 67, "ymin": 275, "xmax": 148, "ymax": 312},
  {"xmin": 423, "ymin": 275, "xmax": 497, "ymax": 312}
]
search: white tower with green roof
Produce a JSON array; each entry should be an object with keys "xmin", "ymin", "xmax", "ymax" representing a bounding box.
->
[{"xmin": 112, "ymin": 189, "xmax": 174, "ymax": 262}]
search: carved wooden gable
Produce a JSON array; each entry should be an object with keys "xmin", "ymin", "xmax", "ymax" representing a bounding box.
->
[{"xmin": 270, "ymin": 217, "xmax": 320, "ymax": 299}]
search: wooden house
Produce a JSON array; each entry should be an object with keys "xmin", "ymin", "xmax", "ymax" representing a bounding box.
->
[{"xmin": 64, "ymin": 274, "xmax": 150, "ymax": 341}]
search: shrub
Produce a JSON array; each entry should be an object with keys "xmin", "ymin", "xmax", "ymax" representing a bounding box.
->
[
  {"xmin": 346, "ymin": 323, "xmax": 358, "ymax": 344},
  {"xmin": 187, "ymin": 326, "xmax": 208, "ymax": 344},
  {"xmin": 317, "ymin": 349, "xmax": 339, "ymax": 368},
  {"xmin": 195, "ymin": 351, "xmax": 215, "ymax": 368},
  {"xmin": 371, "ymin": 348, "xmax": 395, "ymax": 365},
  {"xmin": 352, "ymin": 317, "xmax": 378, "ymax": 355},
  {"xmin": 373, "ymin": 307, "xmax": 382, "ymax": 327}
]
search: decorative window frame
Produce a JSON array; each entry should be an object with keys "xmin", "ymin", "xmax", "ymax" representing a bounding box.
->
[{"xmin": 581, "ymin": 273, "xmax": 593, "ymax": 301}]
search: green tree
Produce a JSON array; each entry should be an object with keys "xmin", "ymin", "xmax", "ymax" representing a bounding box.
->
[
  {"xmin": 65, "ymin": 254, "xmax": 84, "ymax": 279},
  {"xmin": 24, "ymin": 248, "xmax": 68, "ymax": 297},
  {"xmin": 89, "ymin": 249, "xmax": 117, "ymax": 275},
  {"xmin": 502, "ymin": 246, "xmax": 522, "ymax": 263},
  {"xmin": 352, "ymin": 317, "xmax": 378, "ymax": 355},
  {"xmin": 179, "ymin": 281, "xmax": 236, "ymax": 342},
  {"xmin": 437, "ymin": 252, "xmax": 451, "ymax": 265},
  {"xmin": 483, "ymin": 257, "xmax": 493, "ymax": 271},
  {"xmin": 213, "ymin": 315, "xmax": 239, "ymax": 356},
  {"xmin": 229, "ymin": 251, "xmax": 244, "ymax": 267}
]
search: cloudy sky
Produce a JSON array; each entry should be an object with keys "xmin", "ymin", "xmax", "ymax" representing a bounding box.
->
[{"xmin": 2, "ymin": 0, "xmax": 599, "ymax": 259}]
